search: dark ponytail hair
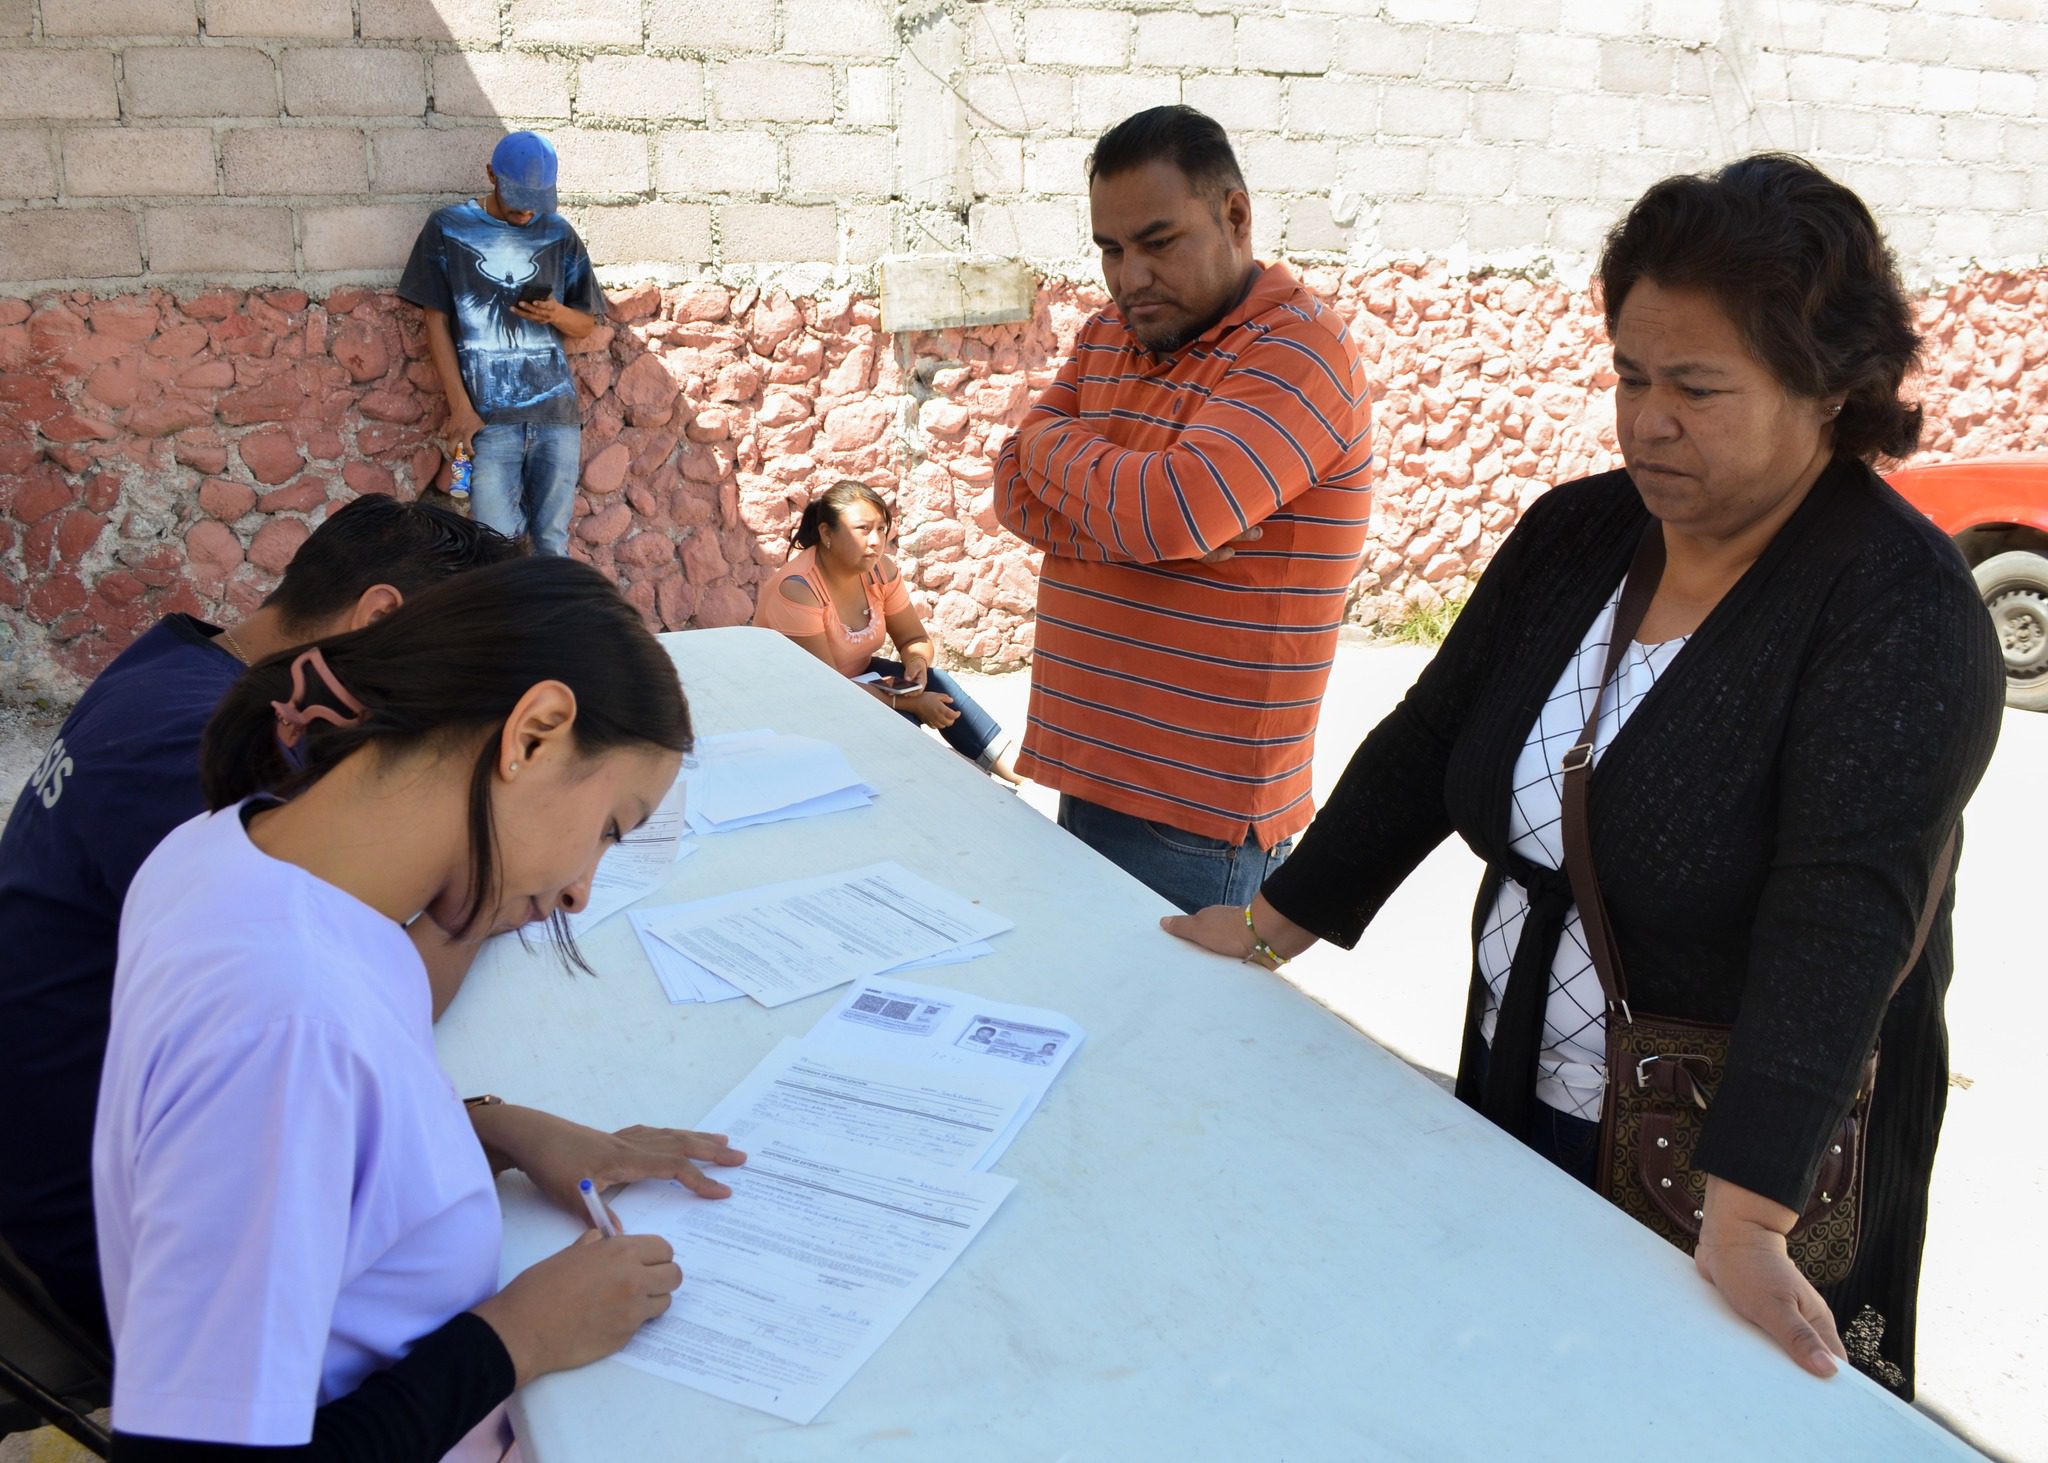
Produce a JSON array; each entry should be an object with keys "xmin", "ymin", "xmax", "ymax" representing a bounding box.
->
[
  {"xmin": 201, "ymin": 557, "xmax": 692, "ymax": 941},
  {"xmin": 792, "ymin": 479, "xmax": 891, "ymax": 553}
]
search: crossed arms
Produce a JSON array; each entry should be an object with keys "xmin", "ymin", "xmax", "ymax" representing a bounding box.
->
[{"xmin": 993, "ymin": 329, "xmax": 1370, "ymax": 564}]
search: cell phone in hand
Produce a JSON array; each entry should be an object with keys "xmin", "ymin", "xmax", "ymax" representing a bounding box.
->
[
  {"xmin": 877, "ymin": 675, "xmax": 923, "ymax": 699},
  {"xmin": 516, "ymin": 281, "xmax": 552, "ymax": 305}
]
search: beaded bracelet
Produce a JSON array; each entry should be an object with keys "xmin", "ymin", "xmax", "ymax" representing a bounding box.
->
[{"xmin": 1243, "ymin": 906, "xmax": 1288, "ymax": 968}]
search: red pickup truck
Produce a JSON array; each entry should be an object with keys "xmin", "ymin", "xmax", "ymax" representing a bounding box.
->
[{"xmin": 1886, "ymin": 453, "xmax": 2048, "ymax": 711}]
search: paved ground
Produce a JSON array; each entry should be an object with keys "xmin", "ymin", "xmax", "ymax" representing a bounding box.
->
[{"xmin": 2, "ymin": 640, "xmax": 2038, "ymax": 1459}]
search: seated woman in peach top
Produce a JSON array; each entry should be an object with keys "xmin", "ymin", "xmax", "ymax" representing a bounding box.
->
[{"xmin": 754, "ymin": 481, "xmax": 1021, "ymax": 783}]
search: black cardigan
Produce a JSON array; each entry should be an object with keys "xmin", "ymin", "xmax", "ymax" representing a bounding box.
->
[{"xmin": 1262, "ymin": 459, "xmax": 2003, "ymax": 1393}]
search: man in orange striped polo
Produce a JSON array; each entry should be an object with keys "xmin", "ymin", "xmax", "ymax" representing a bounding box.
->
[{"xmin": 995, "ymin": 105, "xmax": 1374, "ymax": 914}]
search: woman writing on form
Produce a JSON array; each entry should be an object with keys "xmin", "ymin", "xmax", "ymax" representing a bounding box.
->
[{"xmin": 94, "ymin": 558, "xmax": 741, "ymax": 1460}]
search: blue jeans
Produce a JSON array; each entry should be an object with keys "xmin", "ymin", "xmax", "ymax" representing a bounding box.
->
[
  {"xmin": 1468, "ymin": 1037, "xmax": 1603, "ymax": 1190},
  {"xmin": 471, "ymin": 421, "xmax": 581, "ymax": 557},
  {"xmin": 869, "ymin": 658, "xmax": 1008, "ymax": 768},
  {"xmin": 1055, "ymin": 793, "xmax": 1292, "ymax": 915},
  {"xmin": 1525, "ymin": 1099, "xmax": 1603, "ymax": 1188}
]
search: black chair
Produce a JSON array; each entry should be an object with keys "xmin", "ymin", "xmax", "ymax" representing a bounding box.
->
[{"xmin": 0, "ymin": 1238, "xmax": 111, "ymax": 1457}]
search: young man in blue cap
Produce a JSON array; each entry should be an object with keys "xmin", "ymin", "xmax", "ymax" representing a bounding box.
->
[{"xmin": 398, "ymin": 131, "xmax": 606, "ymax": 556}]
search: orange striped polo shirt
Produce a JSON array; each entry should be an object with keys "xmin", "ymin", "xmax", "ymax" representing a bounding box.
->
[{"xmin": 994, "ymin": 262, "xmax": 1373, "ymax": 848}]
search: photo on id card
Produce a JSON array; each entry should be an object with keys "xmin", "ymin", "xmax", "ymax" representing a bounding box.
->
[{"xmin": 956, "ymin": 1016, "xmax": 1068, "ymax": 1065}]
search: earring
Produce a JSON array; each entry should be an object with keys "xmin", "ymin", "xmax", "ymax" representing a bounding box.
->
[{"xmin": 508, "ymin": 761, "xmax": 521, "ymax": 773}]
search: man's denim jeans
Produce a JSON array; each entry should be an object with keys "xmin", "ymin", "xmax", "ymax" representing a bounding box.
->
[
  {"xmin": 471, "ymin": 421, "xmax": 581, "ymax": 557},
  {"xmin": 1056, "ymin": 793, "xmax": 1292, "ymax": 915}
]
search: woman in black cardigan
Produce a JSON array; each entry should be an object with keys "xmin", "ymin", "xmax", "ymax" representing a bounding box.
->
[{"xmin": 1167, "ymin": 154, "xmax": 2003, "ymax": 1396}]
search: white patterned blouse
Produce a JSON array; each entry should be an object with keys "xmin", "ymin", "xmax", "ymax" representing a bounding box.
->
[{"xmin": 1476, "ymin": 578, "xmax": 1689, "ymax": 1120}]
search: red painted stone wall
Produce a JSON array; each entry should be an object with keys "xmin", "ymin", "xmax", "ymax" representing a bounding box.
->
[{"xmin": 5, "ymin": 268, "xmax": 2046, "ymax": 700}]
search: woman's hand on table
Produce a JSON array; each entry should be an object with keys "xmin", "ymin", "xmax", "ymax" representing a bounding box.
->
[
  {"xmin": 471, "ymin": 1104, "xmax": 748, "ymax": 1216},
  {"xmin": 1693, "ymin": 1174, "xmax": 1846, "ymax": 1378},
  {"xmin": 475, "ymin": 1229, "xmax": 682, "ymax": 1386},
  {"xmin": 1161, "ymin": 895, "xmax": 1317, "ymax": 970}
]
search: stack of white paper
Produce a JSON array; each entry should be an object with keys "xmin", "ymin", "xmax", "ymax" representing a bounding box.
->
[
  {"xmin": 682, "ymin": 729, "xmax": 874, "ymax": 833},
  {"xmin": 551, "ymin": 776, "xmax": 693, "ymax": 939},
  {"xmin": 609, "ymin": 1127, "xmax": 1015, "ymax": 1425},
  {"xmin": 635, "ymin": 861, "xmax": 1013, "ymax": 1007},
  {"xmin": 604, "ymin": 981, "xmax": 1082, "ymax": 1423},
  {"xmin": 630, "ymin": 909, "xmax": 747, "ymax": 1003},
  {"xmin": 806, "ymin": 977, "xmax": 1087, "ymax": 1165},
  {"xmin": 699, "ymin": 1037, "xmax": 1038, "ymax": 1173},
  {"xmin": 636, "ymin": 910, "xmax": 993, "ymax": 1006},
  {"xmin": 693, "ymin": 977, "xmax": 1086, "ymax": 1174}
]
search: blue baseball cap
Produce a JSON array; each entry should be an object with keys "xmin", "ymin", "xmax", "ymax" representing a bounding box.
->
[{"xmin": 490, "ymin": 131, "xmax": 558, "ymax": 216}]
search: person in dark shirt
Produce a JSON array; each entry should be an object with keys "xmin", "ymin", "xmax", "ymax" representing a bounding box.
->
[
  {"xmin": 0, "ymin": 496, "xmax": 521, "ymax": 1344},
  {"xmin": 1165, "ymin": 156, "xmax": 2001, "ymax": 1396},
  {"xmin": 98, "ymin": 559, "xmax": 731, "ymax": 1460},
  {"xmin": 397, "ymin": 131, "xmax": 605, "ymax": 557}
]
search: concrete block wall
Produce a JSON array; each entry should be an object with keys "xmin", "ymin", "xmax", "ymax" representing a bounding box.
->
[
  {"xmin": 4, "ymin": 0, "xmax": 2048, "ymax": 699},
  {"xmin": 4, "ymin": 1, "xmax": 2047, "ymax": 291},
  {"xmin": 959, "ymin": 0, "xmax": 2048, "ymax": 273},
  {"xmin": 0, "ymin": 0, "xmax": 916, "ymax": 289}
]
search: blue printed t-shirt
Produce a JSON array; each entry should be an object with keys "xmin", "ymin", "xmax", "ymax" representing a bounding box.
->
[
  {"xmin": 0, "ymin": 614, "xmax": 243, "ymax": 1319},
  {"xmin": 396, "ymin": 200, "xmax": 604, "ymax": 427}
]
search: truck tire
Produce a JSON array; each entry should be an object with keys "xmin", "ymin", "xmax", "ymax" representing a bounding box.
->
[{"xmin": 1973, "ymin": 549, "xmax": 2048, "ymax": 712}]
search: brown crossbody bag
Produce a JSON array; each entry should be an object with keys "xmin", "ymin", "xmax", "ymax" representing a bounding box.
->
[{"xmin": 1558, "ymin": 526, "xmax": 1952, "ymax": 1287}]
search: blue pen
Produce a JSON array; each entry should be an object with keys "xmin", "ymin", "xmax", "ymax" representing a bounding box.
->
[{"xmin": 578, "ymin": 1177, "xmax": 619, "ymax": 1238}]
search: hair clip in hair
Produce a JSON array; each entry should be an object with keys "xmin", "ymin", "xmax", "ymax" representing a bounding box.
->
[{"xmin": 270, "ymin": 647, "xmax": 367, "ymax": 750}]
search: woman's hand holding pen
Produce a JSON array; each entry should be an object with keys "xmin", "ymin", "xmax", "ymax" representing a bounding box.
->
[
  {"xmin": 470, "ymin": 1104, "xmax": 748, "ymax": 1218},
  {"xmin": 473, "ymin": 1230, "xmax": 681, "ymax": 1386},
  {"xmin": 465, "ymin": 1111, "xmax": 742, "ymax": 1382}
]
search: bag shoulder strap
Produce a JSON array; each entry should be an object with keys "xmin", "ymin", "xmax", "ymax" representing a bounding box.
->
[
  {"xmin": 1558, "ymin": 524, "xmax": 1664, "ymax": 1016},
  {"xmin": 1560, "ymin": 523, "xmax": 1960, "ymax": 1021}
]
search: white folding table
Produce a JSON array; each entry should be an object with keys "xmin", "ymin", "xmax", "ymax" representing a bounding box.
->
[{"xmin": 434, "ymin": 627, "xmax": 1973, "ymax": 1461}]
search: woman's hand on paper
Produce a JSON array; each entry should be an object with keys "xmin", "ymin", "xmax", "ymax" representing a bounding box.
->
[
  {"xmin": 1693, "ymin": 1175, "xmax": 1846, "ymax": 1379},
  {"xmin": 474, "ymin": 1104, "xmax": 748, "ymax": 1216},
  {"xmin": 579, "ymin": 1122, "xmax": 749, "ymax": 1201},
  {"xmin": 475, "ymin": 1229, "xmax": 682, "ymax": 1385}
]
